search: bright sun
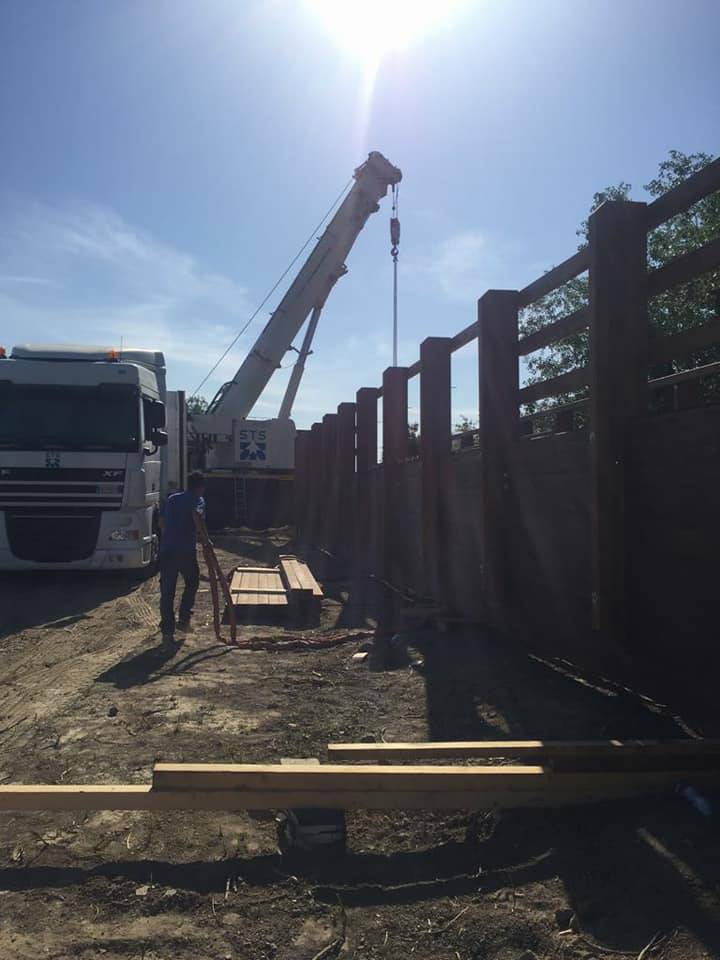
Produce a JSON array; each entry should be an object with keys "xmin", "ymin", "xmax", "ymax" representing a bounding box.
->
[{"xmin": 306, "ymin": 0, "xmax": 466, "ymax": 66}]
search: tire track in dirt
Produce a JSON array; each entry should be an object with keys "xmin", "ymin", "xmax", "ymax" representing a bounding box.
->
[{"xmin": 0, "ymin": 579, "xmax": 161, "ymax": 761}]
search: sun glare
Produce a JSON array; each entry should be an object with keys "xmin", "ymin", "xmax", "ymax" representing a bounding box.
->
[{"xmin": 307, "ymin": 0, "xmax": 466, "ymax": 66}]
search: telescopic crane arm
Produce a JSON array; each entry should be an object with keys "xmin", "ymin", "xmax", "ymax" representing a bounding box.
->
[{"xmin": 207, "ymin": 151, "xmax": 402, "ymax": 421}]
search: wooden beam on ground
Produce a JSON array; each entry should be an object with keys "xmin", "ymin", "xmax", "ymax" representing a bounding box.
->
[
  {"xmin": 327, "ymin": 739, "xmax": 720, "ymax": 762},
  {"xmin": 2, "ymin": 762, "xmax": 718, "ymax": 812},
  {"xmin": 152, "ymin": 762, "xmax": 720, "ymax": 797}
]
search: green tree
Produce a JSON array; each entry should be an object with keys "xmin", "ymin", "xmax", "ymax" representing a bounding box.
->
[
  {"xmin": 186, "ymin": 395, "xmax": 209, "ymax": 415},
  {"xmin": 408, "ymin": 421, "xmax": 420, "ymax": 457},
  {"xmin": 519, "ymin": 150, "xmax": 720, "ymax": 407},
  {"xmin": 454, "ymin": 414, "xmax": 478, "ymax": 433}
]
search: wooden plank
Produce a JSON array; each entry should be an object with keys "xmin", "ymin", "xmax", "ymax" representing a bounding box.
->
[
  {"xmin": 451, "ymin": 320, "xmax": 478, "ymax": 352},
  {"xmin": 382, "ymin": 366, "xmax": 409, "ymax": 631},
  {"xmin": 294, "ymin": 429, "xmax": 310, "ymax": 540},
  {"xmin": 647, "ymin": 236, "xmax": 720, "ymax": 297},
  {"xmin": 2, "ymin": 764, "xmax": 719, "ymax": 811},
  {"xmin": 152, "ymin": 762, "xmax": 720, "ymax": 796},
  {"xmin": 420, "ymin": 337, "xmax": 452, "ymax": 604},
  {"xmin": 336, "ymin": 401, "xmax": 356, "ymax": 563},
  {"xmin": 646, "ymin": 157, "xmax": 720, "ymax": 229},
  {"xmin": 305, "ymin": 422, "xmax": 323, "ymax": 548},
  {"xmin": 517, "ymin": 249, "xmax": 589, "ymax": 309},
  {"xmin": 328, "ymin": 739, "xmax": 720, "ymax": 761},
  {"xmin": 232, "ymin": 587, "xmax": 286, "ymax": 595},
  {"xmin": 279, "ymin": 556, "xmax": 304, "ymax": 592},
  {"xmin": 280, "ymin": 556, "xmax": 322, "ymax": 597},
  {"xmin": 355, "ymin": 386, "xmax": 379, "ymax": 582},
  {"xmin": 478, "ymin": 290, "xmax": 519, "ymax": 619},
  {"xmin": 320, "ymin": 413, "xmax": 338, "ymax": 551},
  {"xmin": 649, "ymin": 316, "xmax": 720, "ymax": 364},
  {"xmin": 588, "ymin": 200, "xmax": 648, "ymax": 639},
  {"xmin": 648, "ymin": 359, "xmax": 720, "ymax": 390},
  {"xmin": 518, "ymin": 366, "xmax": 589, "ymax": 405},
  {"xmin": 3, "ymin": 781, "xmax": 719, "ymax": 811},
  {"xmin": 517, "ymin": 307, "xmax": 589, "ymax": 356}
]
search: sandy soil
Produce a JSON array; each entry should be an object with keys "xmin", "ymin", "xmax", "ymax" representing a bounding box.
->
[{"xmin": 0, "ymin": 528, "xmax": 718, "ymax": 960}]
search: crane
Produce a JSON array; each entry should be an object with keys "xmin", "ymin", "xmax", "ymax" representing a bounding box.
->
[{"xmin": 190, "ymin": 151, "xmax": 402, "ymax": 475}]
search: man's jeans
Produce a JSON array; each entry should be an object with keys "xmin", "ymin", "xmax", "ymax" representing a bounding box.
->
[{"xmin": 159, "ymin": 549, "xmax": 200, "ymax": 636}]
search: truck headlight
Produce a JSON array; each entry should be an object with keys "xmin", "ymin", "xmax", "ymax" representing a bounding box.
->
[{"xmin": 109, "ymin": 529, "xmax": 140, "ymax": 542}]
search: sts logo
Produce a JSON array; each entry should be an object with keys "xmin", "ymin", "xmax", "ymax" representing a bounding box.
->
[{"xmin": 238, "ymin": 429, "xmax": 267, "ymax": 462}]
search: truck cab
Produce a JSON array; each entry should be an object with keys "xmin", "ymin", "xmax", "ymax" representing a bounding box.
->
[{"xmin": 0, "ymin": 343, "xmax": 180, "ymax": 570}]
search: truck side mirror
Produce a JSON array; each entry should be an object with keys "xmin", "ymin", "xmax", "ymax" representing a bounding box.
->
[
  {"xmin": 146, "ymin": 399, "xmax": 166, "ymax": 429},
  {"xmin": 151, "ymin": 428, "xmax": 168, "ymax": 447}
]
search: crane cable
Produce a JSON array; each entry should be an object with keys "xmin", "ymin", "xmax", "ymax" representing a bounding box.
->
[
  {"xmin": 390, "ymin": 184, "xmax": 401, "ymax": 367},
  {"xmin": 191, "ymin": 177, "xmax": 354, "ymax": 400}
]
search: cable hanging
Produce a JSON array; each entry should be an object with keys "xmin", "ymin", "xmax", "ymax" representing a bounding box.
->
[{"xmin": 190, "ymin": 177, "xmax": 354, "ymax": 399}]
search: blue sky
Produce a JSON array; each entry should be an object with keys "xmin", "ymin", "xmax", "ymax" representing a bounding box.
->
[{"xmin": 1, "ymin": 0, "xmax": 718, "ymax": 428}]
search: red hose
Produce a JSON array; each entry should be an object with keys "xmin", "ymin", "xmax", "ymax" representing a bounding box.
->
[{"xmin": 200, "ymin": 535, "xmax": 237, "ymax": 644}]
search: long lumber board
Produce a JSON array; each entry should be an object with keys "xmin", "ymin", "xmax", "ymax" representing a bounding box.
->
[
  {"xmin": 327, "ymin": 739, "xmax": 720, "ymax": 764},
  {"xmin": 152, "ymin": 762, "xmax": 720, "ymax": 798},
  {"xmin": 2, "ymin": 765, "xmax": 720, "ymax": 811},
  {"xmin": 229, "ymin": 567, "xmax": 288, "ymax": 608},
  {"xmin": 279, "ymin": 556, "xmax": 323, "ymax": 597}
]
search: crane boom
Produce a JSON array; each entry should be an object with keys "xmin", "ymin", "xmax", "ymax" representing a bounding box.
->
[{"xmin": 207, "ymin": 151, "xmax": 401, "ymax": 421}]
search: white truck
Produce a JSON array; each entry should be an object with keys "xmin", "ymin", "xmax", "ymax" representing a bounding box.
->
[{"xmin": 0, "ymin": 344, "xmax": 186, "ymax": 571}]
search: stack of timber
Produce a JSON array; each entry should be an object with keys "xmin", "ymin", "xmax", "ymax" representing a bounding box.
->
[
  {"xmin": 279, "ymin": 555, "xmax": 323, "ymax": 623},
  {"xmin": 1, "ymin": 748, "xmax": 719, "ymax": 811},
  {"xmin": 227, "ymin": 555, "xmax": 323, "ymax": 624}
]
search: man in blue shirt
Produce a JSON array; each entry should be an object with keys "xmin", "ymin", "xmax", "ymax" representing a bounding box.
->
[{"xmin": 158, "ymin": 471, "xmax": 206, "ymax": 646}]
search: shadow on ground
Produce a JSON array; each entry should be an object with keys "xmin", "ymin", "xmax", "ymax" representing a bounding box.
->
[
  {"xmin": 3, "ymin": 796, "xmax": 720, "ymax": 956},
  {"xmin": 0, "ymin": 570, "xmax": 140, "ymax": 641}
]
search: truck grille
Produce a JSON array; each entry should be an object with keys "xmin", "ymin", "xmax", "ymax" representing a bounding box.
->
[
  {"xmin": 5, "ymin": 510, "xmax": 102, "ymax": 562},
  {"xmin": 0, "ymin": 467, "xmax": 125, "ymax": 510}
]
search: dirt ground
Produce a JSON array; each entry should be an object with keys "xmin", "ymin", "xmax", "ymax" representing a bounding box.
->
[{"xmin": 0, "ymin": 528, "xmax": 719, "ymax": 960}]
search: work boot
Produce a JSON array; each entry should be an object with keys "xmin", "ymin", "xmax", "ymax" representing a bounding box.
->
[
  {"xmin": 176, "ymin": 619, "xmax": 194, "ymax": 634},
  {"xmin": 160, "ymin": 632, "xmax": 176, "ymax": 651}
]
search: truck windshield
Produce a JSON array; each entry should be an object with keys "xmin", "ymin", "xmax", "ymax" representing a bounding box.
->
[{"xmin": 0, "ymin": 383, "xmax": 140, "ymax": 452}]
